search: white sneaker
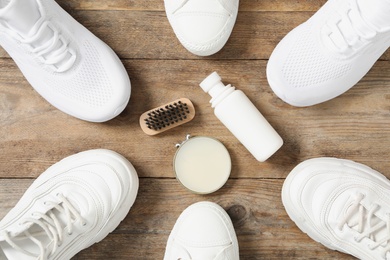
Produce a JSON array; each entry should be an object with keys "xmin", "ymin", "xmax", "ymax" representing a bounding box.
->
[
  {"xmin": 282, "ymin": 157, "xmax": 390, "ymax": 260},
  {"xmin": 164, "ymin": 201, "xmax": 239, "ymax": 260},
  {"xmin": 0, "ymin": 149, "xmax": 139, "ymax": 260},
  {"xmin": 267, "ymin": 0, "xmax": 390, "ymax": 107},
  {"xmin": 164, "ymin": 0, "xmax": 239, "ymax": 56},
  {"xmin": 0, "ymin": 0, "xmax": 131, "ymax": 122}
]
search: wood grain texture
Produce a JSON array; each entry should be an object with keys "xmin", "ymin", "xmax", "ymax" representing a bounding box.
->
[
  {"xmin": 1, "ymin": 10, "xmax": 389, "ymax": 60},
  {"xmin": 0, "ymin": 0, "xmax": 389, "ymax": 259},
  {"xmin": 1, "ymin": 59, "xmax": 389, "ymax": 179},
  {"xmin": 0, "ymin": 178, "xmax": 355, "ymax": 259},
  {"xmin": 59, "ymin": 0, "xmax": 328, "ymax": 12}
]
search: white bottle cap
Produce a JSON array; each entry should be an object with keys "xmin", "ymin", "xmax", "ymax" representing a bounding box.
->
[{"xmin": 199, "ymin": 72, "xmax": 221, "ymax": 93}]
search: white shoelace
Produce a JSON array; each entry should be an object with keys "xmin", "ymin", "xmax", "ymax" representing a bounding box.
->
[
  {"xmin": 20, "ymin": 18, "xmax": 77, "ymax": 73},
  {"xmin": 338, "ymin": 193, "xmax": 390, "ymax": 259},
  {"xmin": 1, "ymin": 194, "xmax": 85, "ymax": 260},
  {"xmin": 3, "ymin": 15, "xmax": 77, "ymax": 73},
  {"xmin": 322, "ymin": 0, "xmax": 379, "ymax": 54}
]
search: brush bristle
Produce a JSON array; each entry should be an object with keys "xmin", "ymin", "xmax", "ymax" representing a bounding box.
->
[
  {"xmin": 144, "ymin": 101, "xmax": 190, "ymax": 130},
  {"xmin": 140, "ymin": 98, "xmax": 196, "ymax": 135}
]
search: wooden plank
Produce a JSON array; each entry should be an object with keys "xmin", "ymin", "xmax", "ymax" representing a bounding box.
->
[
  {"xmin": 0, "ymin": 11, "xmax": 310, "ymax": 60},
  {"xmin": 59, "ymin": 0, "xmax": 328, "ymax": 12},
  {"xmin": 1, "ymin": 1, "xmax": 388, "ymax": 259},
  {"xmin": 1, "ymin": 11, "xmax": 389, "ymax": 60},
  {"xmin": 72, "ymin": 232, "xmax": 353, "ymax": 259},
  {"xmin": 0, "ymin": 59, "xmax": 389, "ymax": 179},
  {"xmin": 0, "ymin": 178, "xmax": 354, "ymax": 259}
]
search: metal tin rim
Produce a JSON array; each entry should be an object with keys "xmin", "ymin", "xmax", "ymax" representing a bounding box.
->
[{"xmin": 173, "ymin": 136, "xmax": 232, "ymax": 194}]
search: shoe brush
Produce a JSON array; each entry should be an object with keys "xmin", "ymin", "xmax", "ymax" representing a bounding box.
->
[{"xmin": 140, "ymin": 98, "xmax": 195, "ymax": 135}]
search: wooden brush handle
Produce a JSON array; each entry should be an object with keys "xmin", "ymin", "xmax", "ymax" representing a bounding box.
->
[{"xmin": 139, "ymin": 98, "xmax": 196, "ymax": 135}]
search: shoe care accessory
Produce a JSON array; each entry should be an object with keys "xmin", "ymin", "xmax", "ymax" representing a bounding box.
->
[
  {"xmin": 173, "ymin": 135, "xmax": 231, "ymax": 194},
  {"xmin": 140, "ymin": 98, "xmax": 195, "ymax": 135},
  {"xmin": 200, "ymin": 72, "xmax": 283, "ymax": 162}
]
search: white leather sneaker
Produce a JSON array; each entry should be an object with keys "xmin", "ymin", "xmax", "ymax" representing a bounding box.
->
[
  {"xmin": 164, "ymin": 0, "xmax": 239, "ymax": 56},
  {"xmin": 0, "ymin": 149, "xmax": 139, "ymax": 260},
  {"xmin": 282, "ymin": 157, "xmax": 390, "ymax": 260},
  {"xmin": 267, "ymin": 0, "xmax": 390, "ymax": 107},
  {"xmin": 0, "ymin": 0, "xmax": 131, "ymax": 122},
  {"xmin": 164, "ymin": 201, "xmax": 239, "ymax": 260}
]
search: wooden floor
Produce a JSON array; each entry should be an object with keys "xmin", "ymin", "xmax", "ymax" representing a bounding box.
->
[{"xmin": 1, "ymin": 0, "xmax": 389, "ymax": 259}]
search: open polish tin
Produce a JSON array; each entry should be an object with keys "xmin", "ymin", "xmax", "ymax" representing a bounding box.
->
[{"xmin": 173, "ymin": 135, "xmax": 232, "ymax": 194}]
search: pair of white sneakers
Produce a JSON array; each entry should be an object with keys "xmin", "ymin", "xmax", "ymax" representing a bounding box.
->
[
  {"xmin": 0, "ymin": 149, "xmax": 239, "ymax": 260},
  {"xmin": 4, "ymin": 0, "xmax": 388, "ymax": 120},
  {"xmin": 275, "ymin": 2, "xmax": 390, "ymax": 257},
  {"xmin": 165, "ymin": 0, "xmax": 390, "ymax": 106},
  {"xmin": 272, "ymin": 0, "xmax": 390, "ymax": 258},
  {"xmin": 1, "ymin": 0, "xmax": 240, "ymax": 121},
  {"xmin": 2, "ymin": 150, "xmax": 390, "ymax": 259}
]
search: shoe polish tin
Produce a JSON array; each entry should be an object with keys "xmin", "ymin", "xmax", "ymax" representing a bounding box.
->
[{"xmin": 173, "ymin": 135, "xmax": 231, "ymax": 194}]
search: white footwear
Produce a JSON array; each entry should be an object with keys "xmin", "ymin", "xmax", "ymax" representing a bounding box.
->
[
  {"xmin": 164, "ymin": 201, "xmax": 239, "ymax": 260},
  {"xmin": 164, "ymin": 0, "xmax": 239, "ymax": 56},
  {"xmin": 267, "ymin": 0, "xmax": 390, "ymax": 107},
  {"xmin": 282, "ymin": 157, "xmax": 390, "ymax": 260},
  {"xmin": 0, "ymin": 0, "xmax": 131, "ymax": 122},
  {"xmin": 0, "ymin": 149, "xmax": 139, "ymax": 260}
]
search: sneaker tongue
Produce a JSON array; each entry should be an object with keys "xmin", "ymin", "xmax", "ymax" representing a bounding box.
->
[
  {"xmin": 1, "ymin": 0, "xmax": 74, "ymax": 71},
  {"xmin": 0, "ymin": 0, "xmax": 41, "ymax": 35},
  {"xmin": 0, "ymin": 198, "xmax": 82, "ymax": 260},
  {"xmin": 0, "ymin": 245, "xmax": 8, "ymax": 259},
  {"xmin": 357, "ymin": 0, "xmax": 390, "ymax": 30},
  {"xmin": 0, "ymin": 229, "xmax": 46, "ymax": 259},
  {"xmin": 0, "ymin": 221, "xmax": 49, "ymax": 260},
  {"xmin": 0, "ymin": 241, "xmax": 36, "ymax": 260}
]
